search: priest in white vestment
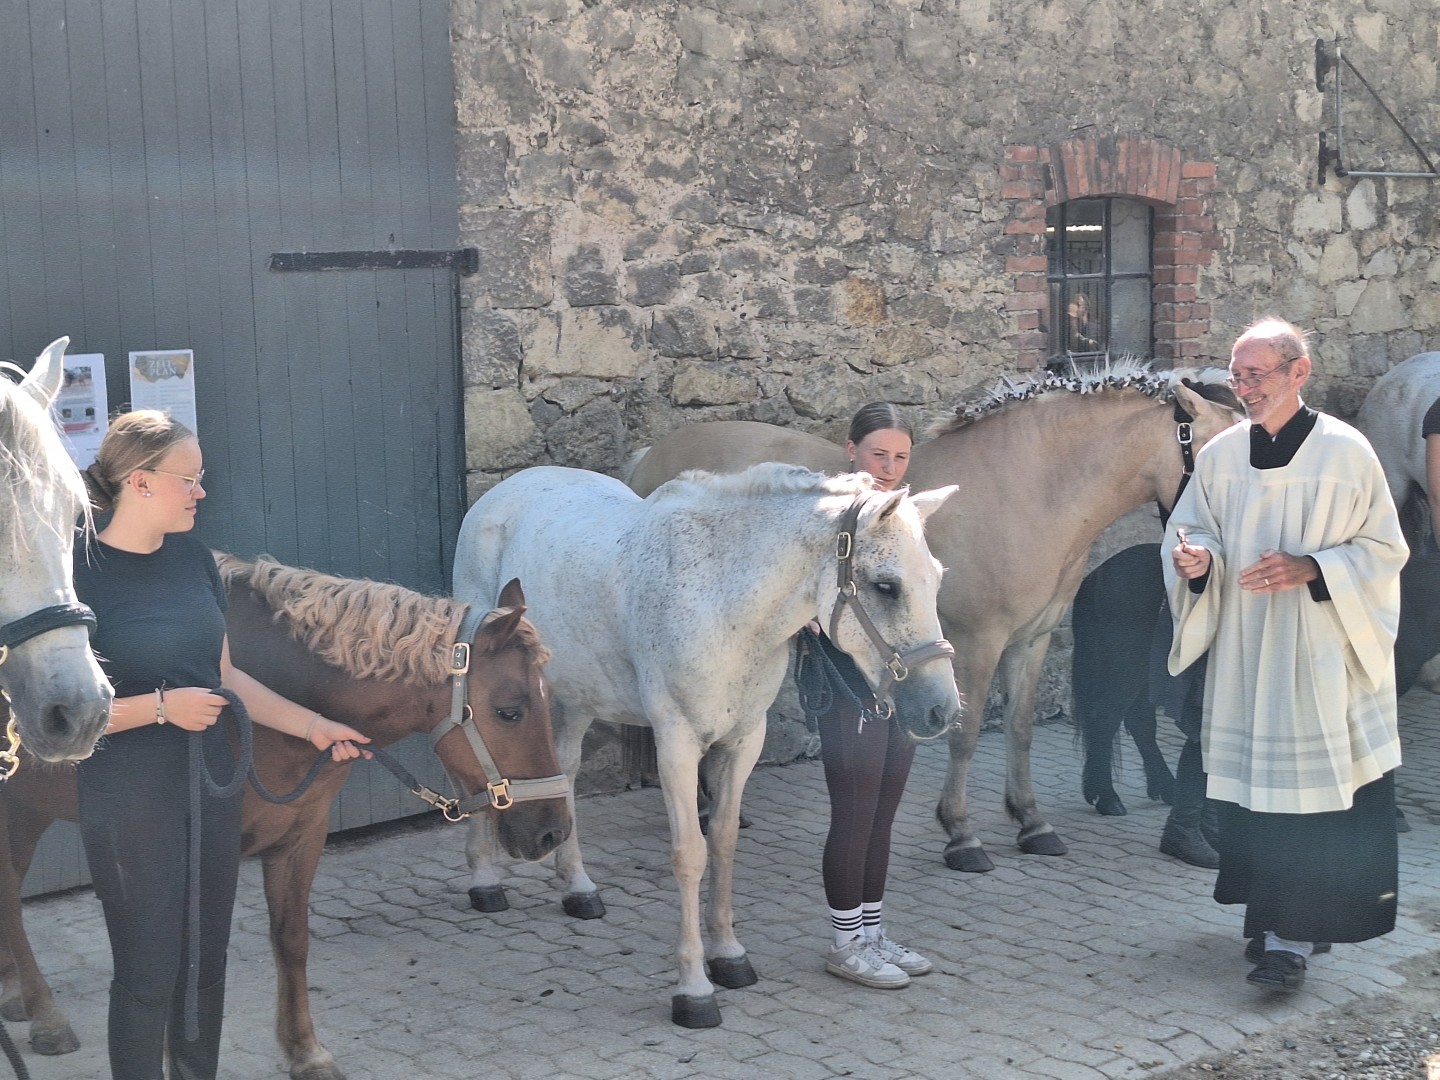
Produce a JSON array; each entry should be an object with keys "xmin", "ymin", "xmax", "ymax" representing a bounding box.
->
[{"xmin": 1164, "ymin": 318, "xmax": 1408, "ymax": 992}]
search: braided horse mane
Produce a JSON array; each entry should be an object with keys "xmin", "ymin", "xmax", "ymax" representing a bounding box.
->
[
  {"xmin": 213, "ymin": 553, "xmax": 550, "ymax": 686},
  {"xmin": 930, "ymin": 358, "xmax": 1237, "ymax": 437}
]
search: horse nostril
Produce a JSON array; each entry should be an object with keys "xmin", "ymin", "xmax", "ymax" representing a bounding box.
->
[
  {"xmin": 929, "ymin": 704, "xmax": 952, "ymax": 734},
  {"xmin": 44, "ymin": 703, "xmax": 77, "ymax": 739}
]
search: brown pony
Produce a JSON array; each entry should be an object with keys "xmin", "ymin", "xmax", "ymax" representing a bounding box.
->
[
  {"xmin": 0, "ymin": 555, "xmax": 571, "ymax": 1080},
  {"xmin": 623, "ymin": 362, "xmax": 1242, "ymax": 872}
]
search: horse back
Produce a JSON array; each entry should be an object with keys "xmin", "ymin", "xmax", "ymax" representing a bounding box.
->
[
  {"xmin": 626, "ymin": 420, "xmax": 846, "ymax": 496},
  {"xmin": 455, "ymin": 467, "xmax": 638, "ymax": 602},
  {"xmin": 1356, "ymin": 351, "xmax": 1440, "ymax": 511}
]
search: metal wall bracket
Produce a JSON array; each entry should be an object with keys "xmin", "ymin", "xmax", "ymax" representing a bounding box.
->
[
  {"xmin": 269, "ymin": 248, "xmax": 480, "ymax": 275},
  {"xmin": 1315, "ymin": 38, "xmax": 1439, "ymax": 184}
]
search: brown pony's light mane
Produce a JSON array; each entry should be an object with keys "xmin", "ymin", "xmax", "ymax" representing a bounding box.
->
[
  {"xmin": 929, "ymin": 358, "xmax": 1235, "ymax": 437},
  {"xmin": 214, "ymin": 553, "xmax": 549, "ymax": 686},
  {"xmin": 656, "ymin": 460, "xmax": 877, "ymax": 502}
]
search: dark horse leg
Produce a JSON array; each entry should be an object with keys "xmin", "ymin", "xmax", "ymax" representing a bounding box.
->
[
  {"xmin": 1074, "ymin": 545, "xmax": 1170, "ymax": 816},
  {"xmin": 1122, "ymin": 697, "xmax": 1175, "ymax": 805}
]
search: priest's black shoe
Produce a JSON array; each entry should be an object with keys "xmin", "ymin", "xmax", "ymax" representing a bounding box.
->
[
  {"xmin": 1245, "ymin": 950, "xmax": 1306, "ymax": 991},
  {"xmin": 1158, "ymin": 822, "xmax": 1219, "ymax": 869}
]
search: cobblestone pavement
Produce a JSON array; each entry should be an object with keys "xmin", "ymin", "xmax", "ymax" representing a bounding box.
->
[{"xmin": 15, "ymin": 689, "xmax": 1440, "ymax": 1080}]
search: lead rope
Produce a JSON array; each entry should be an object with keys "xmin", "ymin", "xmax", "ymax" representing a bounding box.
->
[
  {"xmin": 0, "ymin": 1021, "xmax": 29, "ymax": 1080},
  {"xmin": 182, "ymin": 689, "xmax": 332, "ymax": 1042},
  {"xmin": 794, "ymin": 626, "xmax": 887, "ymax": 732}
]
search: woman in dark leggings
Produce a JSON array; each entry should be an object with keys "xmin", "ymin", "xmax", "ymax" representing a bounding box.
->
[
  {"xmin": 811, "ymin": 403, "xmax": 933, "ymax": 989},
  {"xmin": 75, "ymin": 411, "xmax": 370, "ymax": 1080}
]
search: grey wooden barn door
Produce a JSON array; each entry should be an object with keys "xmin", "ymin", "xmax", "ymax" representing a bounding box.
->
[{"xmin": 2, "ymin": 0, "xmax": 463, "ymax": 893}]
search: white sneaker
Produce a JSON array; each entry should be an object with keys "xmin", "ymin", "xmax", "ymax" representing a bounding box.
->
[
  {"xmin": 825, "ymin": 938, "xmax": 910, "ymax": 988},
  {"xmin": 872, "ymin": 933, "xmax": 933, "ymax": 976}
]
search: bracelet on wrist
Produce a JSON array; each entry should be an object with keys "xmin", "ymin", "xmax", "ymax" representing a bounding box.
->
[
  {"xmin": 305, "ymin": 714, "xmax": 319, "ymax": 743},
  {"xmin": 154, "ymin": 688, "xmax": 167, "ymax": 725}
]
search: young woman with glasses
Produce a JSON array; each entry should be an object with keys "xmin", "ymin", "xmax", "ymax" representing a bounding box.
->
[{"xmin": 76, "ymin": 410, "xmax": 370, "ymax": 1080}]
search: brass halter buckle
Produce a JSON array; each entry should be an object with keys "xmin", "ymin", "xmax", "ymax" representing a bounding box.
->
[
  {"xmin": 487, "ymin": 778, "xmax": 514, "ymax": 811},
  {"xmin": 0, "ymin": 645, "xmax": 9, "ymax": 666},
  {"xmin": 0, "ymin": 715, "xmax": 22, "ymax": 782}
]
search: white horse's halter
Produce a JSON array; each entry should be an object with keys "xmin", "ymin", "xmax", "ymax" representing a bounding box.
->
[{"xmin": 826, "ymin": 494, "xmax": 955, "ymax": 720}]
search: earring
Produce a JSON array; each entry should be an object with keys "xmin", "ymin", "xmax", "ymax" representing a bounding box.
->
[{"xmin": 143, "ymin": 491, "xmax": 152, "ymax": 498}]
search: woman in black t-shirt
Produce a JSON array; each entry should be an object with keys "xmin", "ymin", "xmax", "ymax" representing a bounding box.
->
[{"xmin": 76, "ymin": 411, "xmax": 369, "ymax": 1080}]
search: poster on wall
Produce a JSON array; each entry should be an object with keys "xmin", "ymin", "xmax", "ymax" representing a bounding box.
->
[
  {"xmin": 52, "ymin": 353, "xmax": 109, "ymax": 469},
  {"xmin": 128, "ymin": 349, "xmax": 197, "ymax": 435}
]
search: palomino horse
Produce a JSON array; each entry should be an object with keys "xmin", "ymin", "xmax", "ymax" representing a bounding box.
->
[
  {"xmin": 454, "ymin": 464, "xmax": 959, "ymax": 1027},
  {"xmin": 623, "ymin": 362, "xmax": 1241, "ymax": 871},
  {"xmin": 1356, "ymin": 351, "xmax": 1440, "ymax": 544},
  {"xmin": 0, "ymin": 337, "xmax": 112, "ymax": 761},
  {"xmin": 0, "ymin": 556, "xmax": 571, "ymax": 1080}
]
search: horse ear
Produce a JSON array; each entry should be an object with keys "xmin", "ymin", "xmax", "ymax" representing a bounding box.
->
[
  {"xmin": 20, "ymin": 337, "xmax": 69, "ymax": 408},
  {"xmin": 497, "ymin": 578, "xmax": 526, "ymax": 611},
  {"xmin": 907, "ymin": 485, "xmax": 959, "ymax": 522},
  {"xmin": 1175, "ymin": 380, "xmax": 1243, "ymax": 422},
  {"xmin": 477, "ymin": 606, "xmax": 526, "ymax": 654},
  {"xmin": 872, "ymin": 490, "xmax": 908, "ymax": 521}
]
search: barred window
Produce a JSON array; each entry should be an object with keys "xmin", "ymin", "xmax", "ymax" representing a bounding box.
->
[{"xmin": 1045, "ymin": 197, "xmax": 1153, "ymax": 367}]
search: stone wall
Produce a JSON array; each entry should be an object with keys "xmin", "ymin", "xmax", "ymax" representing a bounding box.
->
[{"xmin": 450, "ymin": 0, "xmax": 1440, "ymax": 778}]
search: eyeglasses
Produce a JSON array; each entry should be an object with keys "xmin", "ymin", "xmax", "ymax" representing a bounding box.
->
[
  {"xmin": 1224, "ymin": 356, "xmax": 1300, "ymax": 390},
  {"xmin": 147, "ymin": 467, "xmax": 206, "ymax": 492}
]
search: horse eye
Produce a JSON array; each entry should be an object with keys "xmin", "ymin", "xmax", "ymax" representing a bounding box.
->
[
  {"xmin": 494, "ymin": 706, "xmax": 524, "ymax": 725},
  {"xmin": 872, "ymin": 580, "xmax": 900, "ymax": 599}
]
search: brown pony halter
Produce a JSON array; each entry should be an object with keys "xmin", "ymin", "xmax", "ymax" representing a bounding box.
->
[
  {"xmin": 424, "ymin": 605, "xmax": 569, "ymax": 820},
  {"xmin": 826, "ymin": 494, "xmax": 955, "ymax": 722}
]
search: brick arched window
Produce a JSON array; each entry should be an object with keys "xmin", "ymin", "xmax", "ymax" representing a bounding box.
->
[{"xmin": 1000, "ymin": 135, "xmax": 1223, "ymax": 369}]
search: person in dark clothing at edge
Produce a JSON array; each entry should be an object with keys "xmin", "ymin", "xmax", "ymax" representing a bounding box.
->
[
  {"xmin": 1163, "ymin": 318, "xmax": 1407, "ymax": 992},
  {"xmin": 75, "ymin": 410, "xmax": 371, "ymax": 1080},
  {"xmin": 800, "ymin": 402, "xmax": 936, "ymax": 990},
  {"xmin": 1423, "ymin": 394, "xmax": 1440, "ymax": 549}
]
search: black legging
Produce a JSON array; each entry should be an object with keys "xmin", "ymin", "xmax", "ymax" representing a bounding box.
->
[
  {"xmin": 78, "ymin": 728, "xmax": 242, "ymax": 1080},
  {"xmin": 815, "ymin": 638, "xmax": 917, "ymax": 909}
]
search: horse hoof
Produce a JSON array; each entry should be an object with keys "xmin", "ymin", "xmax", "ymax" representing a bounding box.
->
[
  {"xmin": 1093, "ymin": 793, "xmax": 1128, "ymax": 817},
  {"xmin": 707, "ymin": 955, "xmax": 758, "ymax": 989},
  {"xmin": 0, "ymin": 999, "xmax": 27, "ymax": 1023},
  {"xmin": 1147, "ymin": 778, "xmax": 1176, "ymax": 805},
  {"xmin": 942, "ymin": 842, "xmax": 994, "ymax": 873},
  {"xmin": 291, "ymin": 1058, "xmax": 346, "ymax": 1080},
  {"xmin": 1018, "ymin": 831, "xmax": 1068, "ymax": 856},
  {"xmin": 562, "ymin": 892, "xmax": 607, "ymax": 920},
  {"xmin": 468, "ymin": 885, "xmax": 510, "ymax": 913},
  {"xmin": 30, "ymin": 1023, "xmax": 80, "ymax": 1056},
  {"xmin": 671, "ymin": 993, "xmax": 722, "ymax": 1028}
]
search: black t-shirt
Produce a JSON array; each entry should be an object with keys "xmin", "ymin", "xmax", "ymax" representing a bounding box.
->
[
  {"xmin": 73, "ymin": 532, "xmax": 227, "ymax": 729},
  {"xmin": 1422, "ymin": 397, "xmax": 1440, "ymax": 440}
]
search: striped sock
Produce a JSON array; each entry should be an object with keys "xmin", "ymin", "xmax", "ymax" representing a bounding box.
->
[
  {"xmin": 830, "ymin": 906, "xmax": 863, "ymax": 948},
  {"xmin": 861, "ymin": 902, "xmax": 884, "ymax": 942}
]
